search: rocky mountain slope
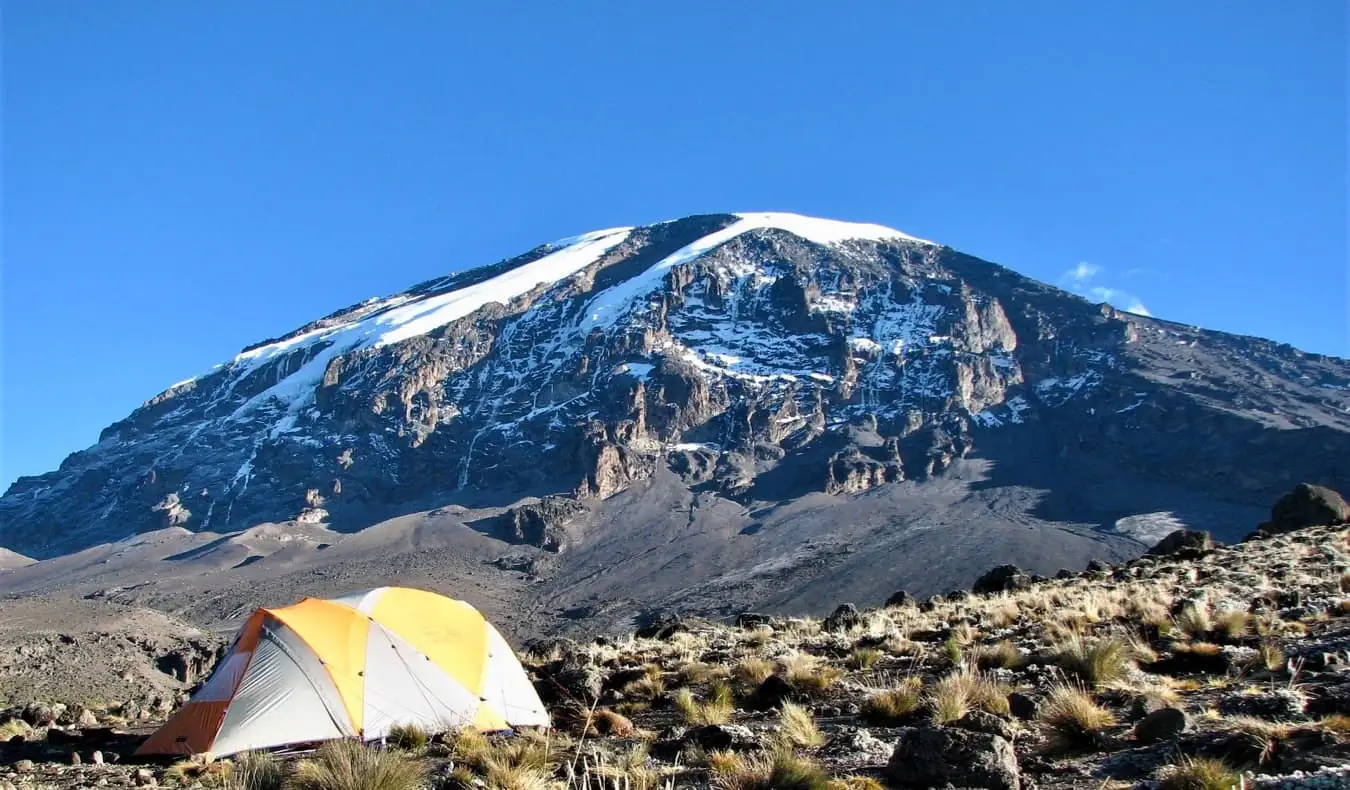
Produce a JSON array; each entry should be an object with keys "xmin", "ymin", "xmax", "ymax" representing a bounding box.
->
[
  {"xmin": 2, "ymin": 212, "xmax": 1349, "ymax": 634},
  {"xmin": 2, "ymin": 494, "xmax": 1349, "ymax": 789}
]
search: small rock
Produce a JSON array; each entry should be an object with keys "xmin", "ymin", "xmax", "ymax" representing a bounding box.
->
[
  {"xmin": 1086, "ymin": 559, "xmax": 1110, "ymax": 573},
  {"xmin": 825, "ymin": 727, "xmax": 893, "ymax": 766},
  {"xmin": 1134, "ymin": 707, "xmax": 1187, "ymax": 743},
  {"xmin": 14, "ymin": 760, "xmax": 35, "ymax": 773},
  {"xmin": 954, "ymin": 710, "xmax": 1017, "ymax": 741},
  {"xmin": 750, "ymin": 674, "xmax": 795, "ymax": 710},
  {"xmin": 70, "ymin": 751, "xmax": 81, "ymax": 765},
  {"xmin": 1008, "ymin": 692, "xmax": 1039, "ymax": 720},
  {"xmin": 1055, "ymin": 568, "xmax": 1074, "ymax": 579},
  {"xmin": 736, "ymin": 612, "xmax": 779, "ymax": 629},
  {"xmin": 91, "ymin": 750, "xmax": 104, "ymax": 765},
  {"xmin": 684, "ymin": 724, "xmax": 758, "ymax": 751},
  {"xmin": 77, "ymin": 709, "xmax": 100, "ymax": 728},
  {"xmin": 824, "ymin": 603, "xmax": 862, "ymax": 632},
  {"xmin": 635, "ymin": 614, "xmax": 688, "ymax": 640},
  {"xmin": 886, "ymin": 726, "xmax": 1020, "ymax": 789},
  {"xmin": 134, "ymin": 767, "xmax": 157, "ymax": 786}
]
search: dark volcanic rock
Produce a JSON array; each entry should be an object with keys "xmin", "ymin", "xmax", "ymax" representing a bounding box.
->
[
  {"xmin": 1133, "ymin": 707, "xmax": 1187, "ymax": 743},
  {"xmin": 971, "ymin": 564, "xmax": 1033, "ymax": 595},
  {"xmin": 1147, "ymin": 529, "xmax": 1216, "ymax": 559},
  {"xmin": 886, "ymin": 725, "xmax": 1020, "ymax": 789},
  {"xmin": 823, "ymin": 603, "xmax": 862, "ymax": 632},
  {"xmin": 1256, "ymin": 483, "xmax": 1350, "ymax": 535}
]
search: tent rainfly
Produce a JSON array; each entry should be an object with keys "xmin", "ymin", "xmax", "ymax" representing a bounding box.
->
[{"xmin": 136, "ymin": 586, "xmax": 549, "ymax": 757}]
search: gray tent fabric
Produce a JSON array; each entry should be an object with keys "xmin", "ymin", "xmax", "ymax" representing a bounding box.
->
[
  {"xmin": 211, "ymin": 620, "xmax": 349, "ymax": 755},
  {"xmin": 361, "ymin": 621, "xmax": 481, "ymax": 738}
]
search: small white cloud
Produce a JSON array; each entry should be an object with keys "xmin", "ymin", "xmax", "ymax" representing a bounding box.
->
[{"xmin": 1058, "ymin": 262, "xmax": 1152, "ymax": 318}]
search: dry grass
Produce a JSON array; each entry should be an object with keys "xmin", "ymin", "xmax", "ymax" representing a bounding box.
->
[
  {"xmin": 386, "ymin": 723, "xmax": 428, "ymax": 751},
  {"xmin": 0, "ymin": 719, "xmax": 32, "ymax": 741},
  {"xmin": 846, "ymin": 647, "xmax": 882, "ymax": 670},
  {"xmin": 781, "ymin": 652, "xmax": 843, "ymax": 693},
  {"xmin": 709, "ymin": 748, "xmax": 830, "ymax": 790},
  {"xmin": 733, "ymin": 657, "xmax": 777, "ymax": 687},
  {"xmin": 1037, "ymin": 683, "xmax": 1117, "ymax": 753},
  {"xmin": 290, "ymin": 740, "xmax": 426, "ymax": 790},
  {"xmin": 673, "ymin": 681, "xmax": 734, "ymax": 726},
  {"xmin": 589, "ymin": 709, "xmax": 637, "ymax": 738},
  {"xmin": 1158, "ymin": 756, "xmax": 1241, "ymax": 790},
  {"xmin": 166, "ymin": 757, "xmax": 230, "ymax": 785},
  {"xmin": 928, "ymin": 667, "xmax": 1010, "ymax": 725},
  {"xmin": 860, "ymin": 677, "xmax": 923, "ymax": 725},
  {"xmin": 1053, "ymin": 635, "xmax": 1134, "ymax": 687},
  {"xmin": 225, "ymin": 751, "xmax": 287, "ymax": 790},
  {"xmin": 678, "ymin": 662, "xmax": 730, "ymax": 686},
  {"xmin": 825, "ymin": 777, "xmax": 885, "ymax": 790},
  {"xmin": 622, "ymin": 671, "xmax": 667, "ymax": 705},
  {"xmin": 776, "ymin": 702, "xmax": 826, "ymax": 749},
  {"xmin": 1212, "ymin": 611, "xmax": 1250, "ymax": 643},
  {"xmin": 1175, "ymin": 602, "xmax": 1213, "ymax": 639},
  {"xmin": 975, "ymin": 640, "xmax": 1023, "ymax": 670}
]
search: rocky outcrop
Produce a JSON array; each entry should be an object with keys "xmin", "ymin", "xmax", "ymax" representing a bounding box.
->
[
  {"xmin": 1148, "ymin": 529, "xmax": 1216, "ymax": 558},
  {"xmin": 1257, "ymin": 483, "xmax": 1350, "ymax": 535},
  {"xmin": 886, "ymin": 726, "xmax": 1020, "ymax": 789},
  {"xmin": 495, "ymin": 496, "xmax": 588, "ymax": 551},
  {"xmin": 971, "ymin": 565, "xmax": 1033, "ymax": 595}
]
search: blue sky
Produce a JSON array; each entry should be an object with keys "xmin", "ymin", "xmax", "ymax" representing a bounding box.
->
[{"xmin": 2, "ymin": 1, "xmax": 1346, "ymax": 489}]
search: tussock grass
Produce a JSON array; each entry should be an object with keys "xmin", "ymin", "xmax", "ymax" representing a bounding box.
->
[
  {"xmin": 622, "ymin": 670, "xmax": 667, "ymax": 705},
  {"xmin": 589, "ymin": 708, "xmax": 637, "ymax": 738},
  {"xmin": 781, "ymin": 653, "xmax": 842, "ymax": 693},
  {"xmin": 975, "ymin": 640, "xmax": 1023, "ymax": 670},
  {"xmin": 290, "ymin": 739, "xmax": 426, "ymax": 790},
  {"xmin": 1212, "ymin": 611, "xmax": 1251, "ymax": 643},
  {"xmin": 846, "ymin": 647, "xmax": 882, "ymax": 670},
  {"xmin": 166, "ymin": 756, "xmax": 229, "ymax": 785},
  {"xmin": 225, "ymin": 751, "xmax": 287, "ymax": 790},
  {"xmin": 1175, "ymin": 602, "xmax": 1213, "ymax": 640},
  {"xmin": 1053, "ymin": 635, "xmax": 1133, "ymax": 687},
  {"xmin": 1037, "ymin": 683, "xmax": 1117, "ymax": 752},
  {"xmin": 775, "ymin": 702, "xmax": 826, "ymax": 749},
  {"xmin": 386, "ymin": 723, "xmax": 428, "ymax": 751},
  {"xmin": 709, "ymin": 748, "xmax": 830, "ymax": 790},
  {"xmin": 860, "ymin": 677, "xmax": 923, "ymax": 725},
  {"xmin": 733, "ymin": 657, "xmax": 776, "ymax": 687},
  {"xmin": 673, "ymin": 681, "xmax": 734, "ymax": 726},
  {"xmin": 1159, "ymin": 756, "xmax": 1241, "ymax": 790},
  {"xmin": 0, "ymin": 718, "xmax": 32, "ymax": 741},
  {"xmin": 825, "ymin": 777, "xmax": 885, "ymax": 790},
  {"xmin": 928, "ymin": 668, "xmax": 1010, "ymax": 725},
  {"xmin": 678, "ymin": 662, "xmax": 730, "ymax": 686}
]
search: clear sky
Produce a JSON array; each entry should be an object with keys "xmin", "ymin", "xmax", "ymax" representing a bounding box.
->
[{"xmin": 2, "ymin": 1, "xmax": 1346, "ymax": 490}]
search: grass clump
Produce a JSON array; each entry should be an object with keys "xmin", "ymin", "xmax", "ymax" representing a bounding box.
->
[
  {"xmin": 928, "ymin": 668, "xmax": 1010, "ymax": 725},
  {"xmin": 621, "ymin": 669, "xmax": 667, "ymax": 707},
  {"xmin": 734, "ymin": 657, "xmax": 777, "ymax": 687},
  {"xmin": 1213, "ymin": 611, "xmax": 1250, "ymax": 643},
  {"xmin": 975, "ymin": 640, "xmax": 1023, "ymax": 670},
  {"xmin": 225, "ymin": 751, "xmax": 287, "ymax": 790},
  {"xmin": 1037, "ymin": 683, "xmax": 1117, "ymax": 752},
  {"xmin": 826, "ymin": 777, "xmax": 885, "ymax": 790},
  {"xmin": 860, "ymin": 677, "xmax": 924, "ymax": 725},
  {"xmin": 674, "ymin": 680, "xmax": 734, "ymax": 726},
  {"xmin": 166, "ymin": 757, "xmax": 229, "ymax": 785},
  {"xmin": 0, "ymin": 718, "xmax": 32, "ymax": 741},
  {"xmin": 775, "ymin": 702, "xmax": 826, "ymax": 749},
  {"xmin": 1256, "ymin": 640, "xmax": 1284, "ymax": 673},
  {"xmin": 709, "ymin": 748, "xmax": 830, "ymax": 790},
  {"xmin": 589, "ymin": 708, "xmax": 637, "ymax": 738},
  {"xmin": 1175, "ymin": 602, "xmax": 1213, "ymax": 640},
  {"xmin": 678, "ymin": 662, "xmax": 730, "ymax": 686},
  {"xmin": 1159, "ymin": 756, "xmax": 1242, "ymax": 790},
  {"xmin": 782, "ymin": 653, "xmax": 843, "ymax": 694},
  {"xmin": 386, "ymin": 723, "xmax": 428, "ymax": 751},
  {"xmin": 1054, "ymin": 635, "xmax": 1134, "ymax": 687},
  {"xmin": 290, "ymin": 739, "xmax": 427, "ymax": 790},
  {"xmin": 847, "ymin": 647, "xmax": 883, "ymax": 670}
]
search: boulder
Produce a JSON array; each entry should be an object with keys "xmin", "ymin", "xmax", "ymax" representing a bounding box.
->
[
  {"xmin": 1255, "ymin": 483, "xmax": 1350, "ymax": 536},
  {"xmin": 954, "ymin": 710, "xmax": 1018, "ymax": 741},
  {"xmin": 1007, "ymin": 692, "xmax": 1039, "ymax": 721},
  {"xmin": 749, "ymin": 674, "xmax": 795, "ymax": 711},
  {"xmin": 824, "ymin": 603, "xmax": 862, "ymax": 633},
  {"xmin": 885, "ymin": 590, "xmax": 913, "ymax": 608},
  {"xmin": 1147, "ymin": 530, "xmax": 1215, "ymax": 559},
  {"xmin": 971, "ymin": 565, "xmax": 1032, "ymax": 595},
  {"xmin": 1133, "ymin": 707, "xmax": 1187, "ymax": 743},
  {"xmin": 886, "ymin": 726, "xmax": 1020, "ymax": 789}
]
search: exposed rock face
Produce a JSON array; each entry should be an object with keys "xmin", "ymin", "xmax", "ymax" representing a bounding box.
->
[
  {"xmin": 2, "ymin": 212, "xmax": 1349, "ymax": 560},
  {"xmin": 971, "ymin": 565, "xmax": 1033, "ymax": 595},
  {"xmin": 1147, "ymin": 529, "xmax": 1215, "ymax": 558}
]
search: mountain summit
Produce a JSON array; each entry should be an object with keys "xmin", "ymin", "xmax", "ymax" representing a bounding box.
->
[{"xmin": 3, "ymin": 211, "xmax": 1348, "ymax": 622}]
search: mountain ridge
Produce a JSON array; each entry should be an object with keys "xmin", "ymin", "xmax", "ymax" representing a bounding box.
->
[{"xmin": 2, "ymin": 210, "xmax": 1348, "ymax": 636}]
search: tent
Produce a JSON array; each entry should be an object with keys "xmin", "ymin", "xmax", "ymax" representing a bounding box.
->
[{"xmin": 136, "ymin": 586, "xmax": 550, "ymax": 757}]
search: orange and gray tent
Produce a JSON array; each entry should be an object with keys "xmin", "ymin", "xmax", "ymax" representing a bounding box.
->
[{"xmin": 136, "ymin": 587, "xmax": 549, "ymax": 757}]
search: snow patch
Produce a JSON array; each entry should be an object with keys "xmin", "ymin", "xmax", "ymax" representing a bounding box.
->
[{"xmin": 1114, "ymin": 512, "xmax": 1186, "ymax": 544}]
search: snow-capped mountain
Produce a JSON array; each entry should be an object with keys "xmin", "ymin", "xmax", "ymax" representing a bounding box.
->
[{"xmin": 3, "ymin": 212, "xmax": 1349, "ymax": 570}]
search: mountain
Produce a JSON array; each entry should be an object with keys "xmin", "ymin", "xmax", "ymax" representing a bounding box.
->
[{"xmin": 2, "ymin": 212, "xmax": 1348, "ymax": 636}]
